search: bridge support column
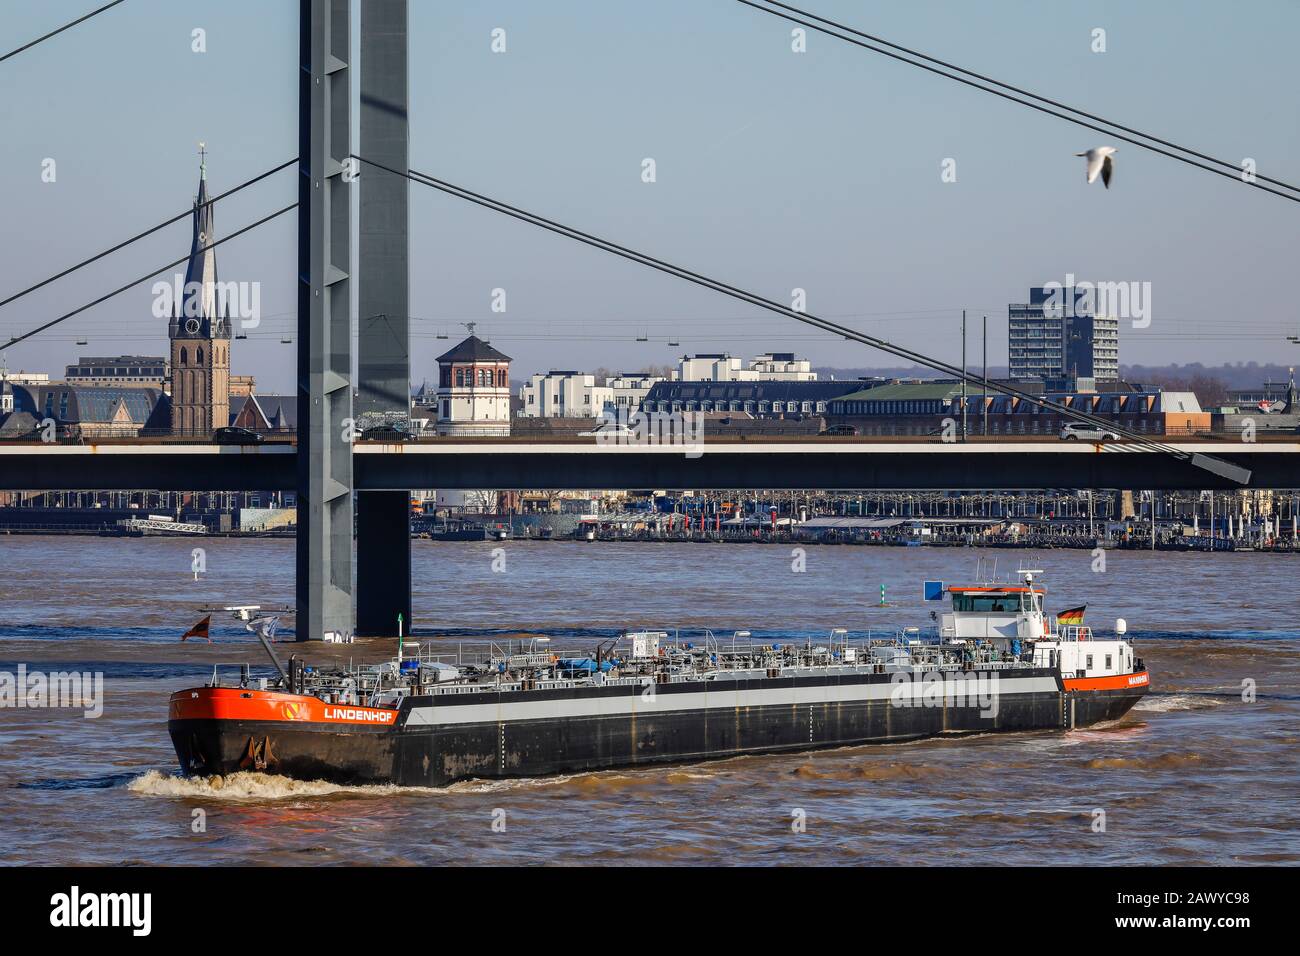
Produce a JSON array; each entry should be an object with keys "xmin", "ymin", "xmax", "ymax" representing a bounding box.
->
[
  {"xmin": 356, "ymin": 0, "xmax": 411, "ymax": 637},
  {"xmin": 356, "ymin": 491, "xmax": 411, "ymax": 636},
  {"xmin": 296, "ymin": 0, "xmax": 354, "ymax": 640}
]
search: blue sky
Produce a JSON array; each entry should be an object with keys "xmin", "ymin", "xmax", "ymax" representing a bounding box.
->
[{"xmin": 2, "ymin": 0, "xmax": 1297, "ymax": 391}]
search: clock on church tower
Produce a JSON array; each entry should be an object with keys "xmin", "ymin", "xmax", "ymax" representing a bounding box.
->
[{"xmin": 168, "ymin": 145, "xmax": 231, "ymax": 435}]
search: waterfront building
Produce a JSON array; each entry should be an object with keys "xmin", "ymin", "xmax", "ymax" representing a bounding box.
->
[
  {"xmin": 434, "ymin": 489, "xmax": 500, "ymax": 512},
  {"xmin": 1008, "ymin": 287, "xmax": 1119, "ymax": 388},
  {"xmin": 167, "ymin": 151, "xmax": 231, "ymax": 434},
  {"xmin": 434, "ymin": 332, "xmax": 512, "ymax": 436},
  {"xmin": 748, "ymin": 352, "xmax": 817, "ymax": 381},
  {"xmin": 1226, "ymin": 376, "xmax": 1294, "ymax": 408},
  {"xmin": 827, "ymin": 380, "xmax": 1206, "ymax": 436},
  {"xmin": 518, "ymin": 371, "xmax": 611, "ymax": 418},
  {"xmin": 640, "ymin": 380, "xmax": 862, "ymax": 417},
  {"xmin": 65, "ymin": 356, "xmax": 167, "ymax": 389},
  {"xmin": 673, "ymin": 352, "xmax": 818, "ymax": 382},
  {"xmin": 605, "ymin": 372, "xmax": 662, "ymax": 414},
  {"xmin": 1213, "ymin": 370, "xmax": 1300, "ymax": 433},
  {"xmin": 517, "ymin": 371, "xmax": 665, "ymax": 418}
]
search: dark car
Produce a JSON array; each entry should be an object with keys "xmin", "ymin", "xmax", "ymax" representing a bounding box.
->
[
  {"xmin": 824, "ymin": 424, "xmax": 859, "ymax": 436},
  {"xmin": 212, "ymin": 426, "xmax": 265, "ymax": 445},
  {"xmin": 358, "ymin": 424, "xmax": 413, "ymax": 442}
]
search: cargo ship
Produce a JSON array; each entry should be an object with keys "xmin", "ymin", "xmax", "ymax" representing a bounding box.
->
[{"xmin": 168, "ymin": 571, "xmax": 1149, "ymax": 786}]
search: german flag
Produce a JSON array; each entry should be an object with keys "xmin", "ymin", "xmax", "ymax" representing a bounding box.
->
[{"xmin": 1056, "ymin": 605, "xmax": 1086, "ymax": 626}]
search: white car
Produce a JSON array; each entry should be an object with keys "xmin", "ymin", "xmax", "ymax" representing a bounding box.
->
[
  {"xmin": 1059, "ymin": 422, "xmax": 1120, "ymax": 442},
  {"xmin": 578, "ymin": 421, "xmax": 635, "ymax": 438}
]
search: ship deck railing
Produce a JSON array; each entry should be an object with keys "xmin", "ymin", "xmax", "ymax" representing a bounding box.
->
[{"xmin": 204, "ymin": 638, "xmax": 1038, "ymax": 698}]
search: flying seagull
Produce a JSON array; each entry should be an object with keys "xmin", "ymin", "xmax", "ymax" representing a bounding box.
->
[{"xmin": 1077, "ymin": 147, "xmax": 1117, "ymax": 188}]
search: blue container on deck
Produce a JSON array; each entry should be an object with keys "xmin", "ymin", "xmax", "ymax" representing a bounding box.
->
[
  {"xmin": 400, "ymin": 659, "xmax": 419, "ymax": 673},
  {"xmin": 557, "ymin": 658, "xmax": 614, "ymax": 673}
]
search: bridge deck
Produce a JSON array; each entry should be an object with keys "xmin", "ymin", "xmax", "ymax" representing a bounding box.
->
[{"xmin": 1, "ymin": 439, "xmax": 1295, "ymax": 490}]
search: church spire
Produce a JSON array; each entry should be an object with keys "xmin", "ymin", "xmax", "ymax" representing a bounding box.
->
[{"xmin": 179, "ymin": 142, "xmax": 225, "ymax": 337}]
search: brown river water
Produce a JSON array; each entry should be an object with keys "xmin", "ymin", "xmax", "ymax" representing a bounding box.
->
[{"xmin": 0, "ymin": 536, "xmax": 1296, "ymax": 865}]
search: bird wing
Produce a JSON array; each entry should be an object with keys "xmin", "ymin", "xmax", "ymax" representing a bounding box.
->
[
  {"xmin": 1085, "ymin": 151, "xmax": 1105, "ymax": 183},
  {"xmin": 1101, "ymin": 154, "xmax": 1114, "ymax": 188}
]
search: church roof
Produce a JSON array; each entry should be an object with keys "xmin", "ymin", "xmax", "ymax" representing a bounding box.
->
[
  {"xmin": 230, "ymin": 393, "xmax": 297, "ymax": 431},
  {"xmin": 258, "ymin": 395, "xmax": 297, "ymax": 430},
  {"xmin": 436, "ymin": 335, "xmax": 511, "ymax": 364}
]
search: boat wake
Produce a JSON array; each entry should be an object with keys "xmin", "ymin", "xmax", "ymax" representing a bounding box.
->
[
  {"xmin": 1134, "ymin": 694, "xmax": 1225, "ymax": 713},
  {"xmin": 126, "ymin": 770, "xmax": 437, "ymax": 801}
]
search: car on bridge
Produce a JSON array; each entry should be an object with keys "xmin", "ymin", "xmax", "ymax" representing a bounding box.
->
[
  {"xmin": 212, "ymin": 426, "xmax": 265, "ymax": 445},
  {"xmin": 1059, "ymin": 422, "xmax": 1120, "ymax": 442},
  {"xmin": 578, "ymin": 421, "xmax": 635, "ymax": 438},
  {"xmin": 358, "ymin": 424, "xmax": 414, "ymax": 442}
]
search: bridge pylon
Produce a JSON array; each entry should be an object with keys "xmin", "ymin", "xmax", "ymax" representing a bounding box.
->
[{"xmin": 296, "ymin": 0, "xmax": 354, "ymax": 640}]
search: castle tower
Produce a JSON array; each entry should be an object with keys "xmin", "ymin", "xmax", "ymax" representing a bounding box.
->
[
  {"xmin": 168, "ymin": 144, "xmax": 231, "ymax": 434},
  {"xmin": 434, "ymin": 327, "xmax": 511, "ymax": 436}
]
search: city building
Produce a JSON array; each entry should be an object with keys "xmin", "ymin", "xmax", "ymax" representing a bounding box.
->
[
  {"xmin": 1226, "ymin": 375, "xmax": 1294, "ymax": 408},
  {"xmin": 167, "ymin": 152, "xmax": 231, "ymax": 434},
  {"xmin": 827, "ymin": 380, "xmax": 1206, "ymax": 436},
  {"xmin": 0, "ymin": 369, "xmax": 50, "ymax": 386},
  {"xmin": 229, "ymin": 375, "xmax": 256, "ymax": 398},
  {"xmin": 640, "ymin": 380, "xmax": 861, "ymax": 417},
  {"xmin": 1214, "ymin": 371, "xmax": 1300, "ymax": 433},
  {"xmin": 519, "ymin": 371, "xmax": 610, "ymax": 418},
  {"xmin": 748, "ymin": 352, "xmax": 817, "ymax": 381},
  {"xmin": 605, "ymin": 372, "xmax": 662, "ymax": 414},
  {"xmin": 5, "ymin": 383, "xmax": 170, "ymax": 437},
  {"xmin": 434, "ymin": 331, "xmax": 512, "ymax": 436},
  {"xmin": 517, "ymin": 371, "xmax": 665, "ymax": 418},
  {"xmin": 65, "ymin": 356, "xmax": 167, "ymax": 388},
  {"xmin": 673, "ymin": 352, "xmax": 818, "ymax": 382},
  {"xmin": 1008, "ymin": 287, "xmax": 1119, "ymax": 388}
]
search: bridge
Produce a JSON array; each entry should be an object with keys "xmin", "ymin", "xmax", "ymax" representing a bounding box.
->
[{"xmin": 2, "ymin": 438, "xmax": 1296, "ymax": 492}]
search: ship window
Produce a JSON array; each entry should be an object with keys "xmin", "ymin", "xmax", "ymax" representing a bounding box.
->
[
  {"xmin": 1086, "ymin": 655, "xmax": 1093, "ymax": 669},
  {"xmin": 1105, "ymin": 654, "xmax": 1112, "ymax": 669},
  {"xmin": 951, "ymin": 594, "xmax": 1019, "ymax": 613}
]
